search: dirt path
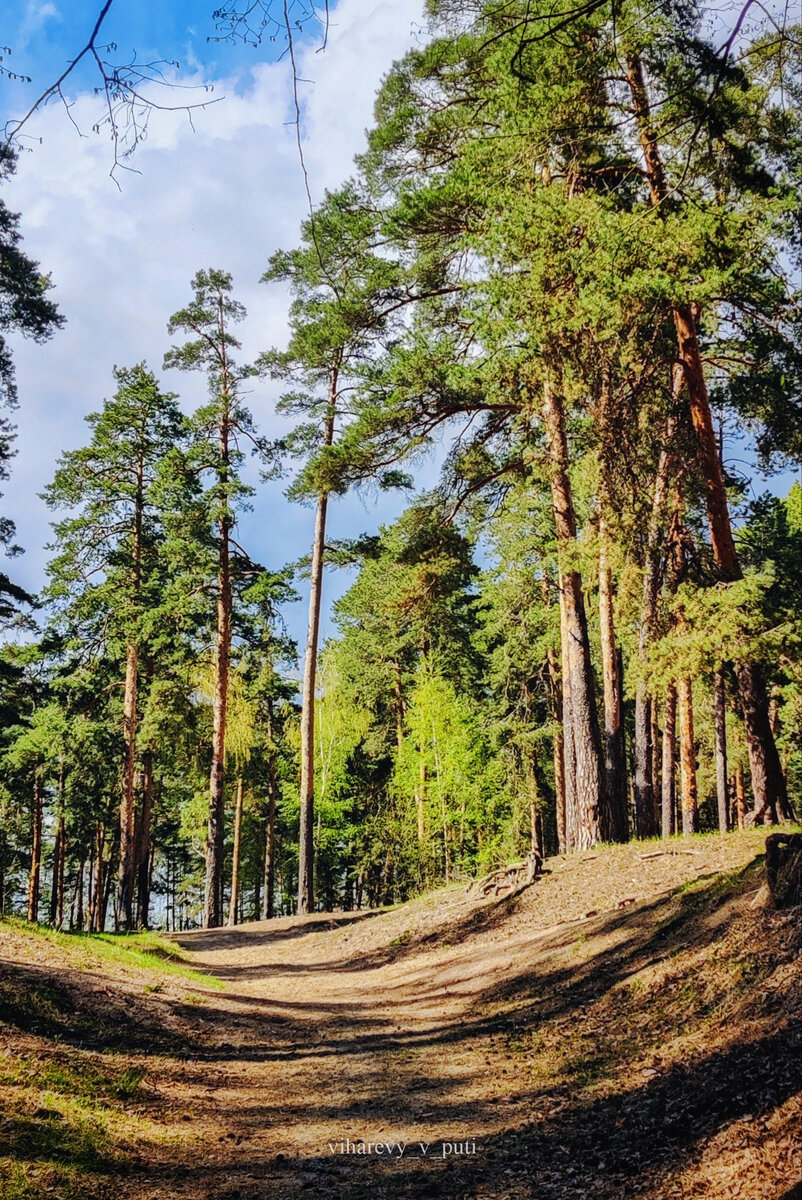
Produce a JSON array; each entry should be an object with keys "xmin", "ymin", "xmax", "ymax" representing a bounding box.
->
[{"xmin": 122, "ymin": 830, "xmax": 802, "ymax": 1200}]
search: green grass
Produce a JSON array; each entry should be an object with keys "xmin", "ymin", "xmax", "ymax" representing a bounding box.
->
[{"xmin": 0, "ymin": 916, "xmax": 222, "ymax": 989}]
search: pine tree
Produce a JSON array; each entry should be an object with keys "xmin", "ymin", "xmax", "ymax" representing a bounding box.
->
[
  {"xmin": 43, "ymin": 364, "xmax": 183, "ymax": 928},
  {"xmin": 261, "ymin": 185, "xmax": 406, "ymax": 912},
  {"xmin": 164, "ymin": 268, "xmax": 265, "ymax": 928}
]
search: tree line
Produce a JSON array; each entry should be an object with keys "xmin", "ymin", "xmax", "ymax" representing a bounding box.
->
[{"xmin": 1, "ymin": 0, "xmax": 800, "ymax": 929}]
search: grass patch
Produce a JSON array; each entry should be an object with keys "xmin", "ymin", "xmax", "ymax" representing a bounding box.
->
[
  {"xmin": 0, "ymin": 916, "xmax": 222, "ymax": 988},
  {"xmin": 0, "ymin": 1160, "xmax": 101, "ymax": 1200}
]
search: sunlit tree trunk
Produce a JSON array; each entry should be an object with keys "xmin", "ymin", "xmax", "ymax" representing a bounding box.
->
[
  {"xmin": 205, "ymin": 340, "xmax": 234, "ymax": 928},
  {"xmin": 298, "ymin": 372, "xmax": 338, "ymax": 915},
  {"xmin": 714, "ymin": 669, "xmax": 729, "ymax": 832},
  {"xmin": 135, "ymin": 751, "xmax": 154, "ymax": 930},
  {"xmin": 119, "ymin": 641, "xmax": 139, "ymax": 928},
  {"xmin": 27, "ymin": 768, "xmax": 44, "ymax": 923},
  {"xmin": 661, "ymin": 684, "xmax": 677, "ymax": 838},
  {"xmin": 559, "ymin": 584, "xmax": 577, "ymax": 848},
  {"xmin": 90, "ymin": 822, "xmax": 106, "ymax": 933},
  {"xmin": 650, "ymin": 701, "xmax": 661, "ymax": 804},
  {"xmin": 678, "ymin": 677, "xmax": 698, "ymax": 835},
  {"xmin": 228, "ymin": 776, "xmax": 244, "ymax": 926},
  {"xmin": 633, "ymin": 407, "xmax": 679, "ymax": 838},
  {"xmin": 73, "ymin": 858, "xmax": 85, "ymax": 932},
  {"xmin": 119, "ymin": 444, "xmax": 145, "ymax": 930},
  {"xmin": 539, "ymin": 576, "xmax": 566, "ymax": 850},
  {"xmin": 598, "ymin": 515, "xmax": 628, "ymax": 841},
  {"xmin": 263, "ymin": 697, "xmax": 278, "ymax": 920},
  {"xmin": 541, "ymin": 375, "xmax": 608, "ymax": 847},
  {"xmin": 548, "ymin": 645, "xmax": 567, "ymax": 851},
  {"xmin": 626, "ymin": 51, "xmax": 787, "ymax": 826},
  {"xmin": 49, "ymin": 761, "xmax": 66, "ymax": 927}
]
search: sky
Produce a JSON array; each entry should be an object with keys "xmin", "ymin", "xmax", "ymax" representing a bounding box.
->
[{"xmin": 0, "ymin": 0, "xmax": 428, "ymax": 648}]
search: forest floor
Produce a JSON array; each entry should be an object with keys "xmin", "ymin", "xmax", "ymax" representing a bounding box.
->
[{"xmin": 1, "ymin": 828, "xmax": 801, "ymax": 1200}]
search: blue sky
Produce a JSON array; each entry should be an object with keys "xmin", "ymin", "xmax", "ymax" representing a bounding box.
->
[
  {"xmin": 0, "ymin": 0, "xmax": 428, "ymax": 652},
  {"xmin": 2, "ymin": 2, "xmax": 292, "ymax": 95}
]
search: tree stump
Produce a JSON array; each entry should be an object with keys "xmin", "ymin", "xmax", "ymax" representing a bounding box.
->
[{"xmin": 765, "ymin": 833, "xmax": 802, "ymax": 908}]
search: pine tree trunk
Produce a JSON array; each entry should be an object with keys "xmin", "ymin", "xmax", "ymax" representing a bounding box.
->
[
  {"xmin": 558, "ymin": 582, "xmax": 578, "ymax": 848},
  {"xmin": 27, "ymin": 768, "xmax": 44, "ymax": 923},
  {"xmin": 298, "ymin": 489, "xmax": 328, "ymax": 915},
  {"xmin": 91, "ymin": 822, "xmax": 106, "ymax": 932},
  {"xmin": 298, "ymin": 378, "xmax": 337, "ymax": 915},
  {"xmin": 205, "ymin": 456, "xmax": 232, "ymax": 929},
  {"xmin": 55, "ymin": 815, "xmax": 66, "ymax": 928},
  {"xmin": 136, "ymin": 752, "xmax": 154, "ymax": 929},
  {"xmin": 678, "ymin": 677, "xmax": 698, "ymax": 835},
  {"xmin": 634, "ymin": 695, "xmax": 653, "ymax": 838},
  {"xmin": 735, "ymin": 762, "xmax": 747, "ymax": 829},
  {"xmin": 228, "ymin": 777, "xmax": 244, "ymax": 926},
  {"xmin": 547, "ymin": 644, "xmax": 567, "ymax": 852},
  {"xmin": 633, "ymin": 416, "xmax": 678, "ymax": 838},
  {"xmin": 650, "ymin": 700, "xmax": 661, "ymax": 805},
  {"xmin": 49, "ymin": 761, "xmax": 65, "ymax": 926},
  {"xmin": 119, "ymin": 444, "xmax": 145, "ymax": 931},
  {"xmin": 540, "ymin": 577, "xmax": 567, "ymax": 851},
  {"xmin": 598, "ymin": 516, "xmax": 628, "ymax": 841},
  {"xmin": 626, "ymin": 51, "xmax": 787, "ymax": 826},
  {"xmin": 661, "ymin": 684, "xmax": 677, "ymax": 838},
  {"xmin": 100, "ymin": 827, "xmax": 116, "ymax": 933},
  {"xmin": 714, "ymin": 669, "xmax": 729, "ymax": 832},
  {"xmin": 264, "ymin": 697, "xmax": 278, "ymax": 920},
  {"xmin": 541, "ymin": 376, "xmax": 608, "ymax": 847},
  {"xmin": 73, "ymin": 858, "xmax": 85, "ymax": 931},
  {"xmin": 119, "ymin": 641, "xmax": 138, "ymax": 929}
]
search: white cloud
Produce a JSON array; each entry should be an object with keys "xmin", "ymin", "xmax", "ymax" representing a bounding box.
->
[
  {"xmin": 2, "ymin": 0, "xmax": 426, "ymax": 643},
  {"xmin": 17, "ymin": 2, "xmax": 62, "ymax": 50}
]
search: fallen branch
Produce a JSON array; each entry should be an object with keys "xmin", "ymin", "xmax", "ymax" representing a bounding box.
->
[{"xmin": 468, "ymin": 852, "xmax": 542, "ymax": 898}]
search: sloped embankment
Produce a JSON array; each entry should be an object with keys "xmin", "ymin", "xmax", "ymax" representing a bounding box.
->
[{"xmin": 1, "ymin": 828, "xmax": 801, "ymax": 1200}]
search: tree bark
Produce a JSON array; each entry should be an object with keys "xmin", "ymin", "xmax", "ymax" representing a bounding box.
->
[
  {"xmin": 136, "ymin": 751, "xmax": 154, "ymax": 929},
  {"xmin": 598, "ymin": 516, "xmax": 628, "ymax": 841},
  {"xmin": 626, "ymin": 50, "xmax": 787, "ymax": 826},
  {"xmin": 297, "ymin": 370, "xmax": 338, "ymax": 915},
  {"xmin": 558, "ymin": 584, "xmax": 578, "ymax": 849},
  {"xmin": 661, "ymin": 684, "xmax": 677, "ymax": 838},
  {"xmin": 228, "ymin": 776, "xmax": 244, "ymax": 926},
  {"xmin": 547, "ymin": 644, "xmax": 567, "ymax": 852},
  {"xmin": 49, "ymin": 761, "xmax": 65, "ymax": 927},
  {"xmin": 119, "ymin": 441, "xmax": 145, "ymax": 931},
  {"xmin": 541, "ymin": 376, "xmax": 608, "ymax": 848},
  {"xmin": 73, "ymin": 857, "xmax": 85, "ymax": 932},
  {"xmin": 540, "ymin": 576, "xmax": 567, "ymax": 851},
  {"xmin": 263, "ymin": 697, "xmax": 278, "ymax": 920},
  {"xmin": 678, "ymin": 677, "xmax": 698, "ymax": 835},
  {"xmin": 634, "ymin": 695, "xmax": 654, "ymax": 839},
  {"xmin": 633, "ymin": 413, "xmax": 678, "ymax": 838},
  {"xmin": 204, "ymin": 335, "xmax": 235, "ymax": 927},
  {"xmin": 650, "ymin": 699, "xmax": 661, "ymax": 805},
  {"xmin": 91, "ymin": 822, "xmax": 106, "ymax": 932},
  {"xmin": 714, "ymin": 669, "xmax": 729, "ymax": 832},
  {"xmin": 27, "ymin": 768, "xmax": 44, "ymax": 923},
  {"xmin": 119, "ymin": 640, "xmax": 139, "ymax": 929},
  {"xmin": 734, "ymin": 761, "xmax": 747, "ymax": 829}
]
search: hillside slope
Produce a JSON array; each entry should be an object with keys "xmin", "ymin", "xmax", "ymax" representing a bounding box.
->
[{"xmin": 1, "ymin": 828, "xmax": 800, "ymax": 1200}]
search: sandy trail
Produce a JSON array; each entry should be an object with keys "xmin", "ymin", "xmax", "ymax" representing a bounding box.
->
[{"xmin": 118, "ymin": 831, "xmax": 802, "ymax": 1200}]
